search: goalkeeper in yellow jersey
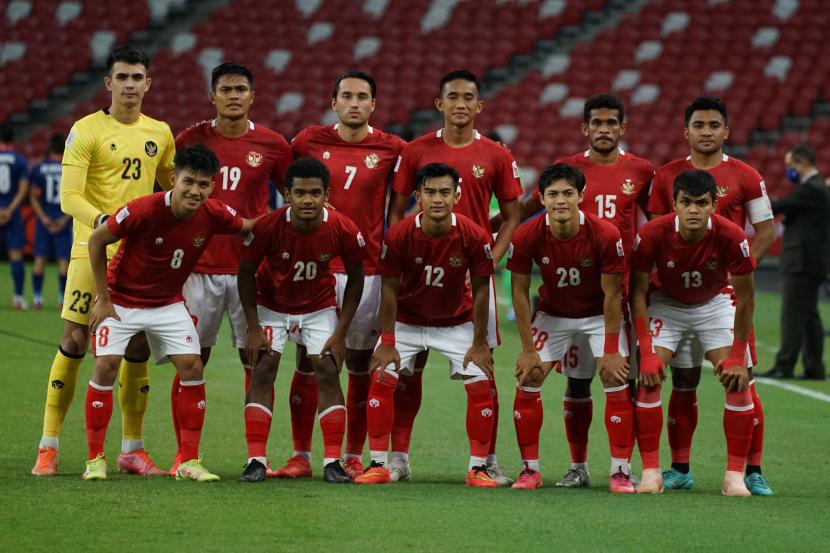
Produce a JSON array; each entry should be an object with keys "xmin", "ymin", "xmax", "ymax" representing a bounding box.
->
[{"xmin": 32, "ymin": 45, "xmax": 175, "ymax": 476}]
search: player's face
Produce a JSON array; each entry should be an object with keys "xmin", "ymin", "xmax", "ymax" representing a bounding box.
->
[
  {"xmin": 415, "ymin": 175, "xmax": 459, "ymax": 222},
  {"xmin": 332, "ymin": 78, "xmax": 375, "ymax": 128},
  {"xmin": 436, "ymin": 80, "xmax": 482, "ymax": 127},
  {"xmin": 286, "ymin": 178, "xmax": 328, "ymax": 222},
  {"xmin": 171, "ymin": 169, "xmax": 214, "ymax": 214},
  {"xmin": 583, "ymin": 108, "xmax": 625, "ymax": 154},
  {"xmin": 541, "ymin": 179, "xmax": 583, "ymax": 223},
  {"xmin": 211, "ymin": 74, "xmax": 254, "ymax": 120},
  {"xmin": 684, "ymin": 110, "xmax": 729, "ymax": 155},
  {"xmin": 674, "ymin": 190, "xmax": 716, "ymax": 231},
  {"xmin": 105, "ymin": 62, "xmax": 151, "ymax": 109}
]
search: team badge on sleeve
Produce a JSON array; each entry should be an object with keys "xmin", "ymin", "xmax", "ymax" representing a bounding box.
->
[
  {"xmin": 65, "ymin": 129, "xmax": 76, "ymax": 149},
  {"xmin": 243, "ymin": 232, "xmax": 255, "ymax": 247},
  {"xmin": 739, "ymin": 239, "xmax": 751, "ymax": 258},
  {"xmin": 381, "ymin": 242, "xmax": 388, "ymax": 259},
  {"xmin": 616, "ymin": 238, "xmax": 624, "ymax": 257},
  {"xmin": 225, "ymin": 205, "xmax": 237, "ymax": 216},
  {"xmin": 507, "ymin": 243, "xmax": 514, "ymax": 259},
  {"xmin": 632, "ymin": 234, "xmax": 641, "ymax": 251},
  {"xmin": 512, "ymin": 160, "xmax": 520, "ymax": 179},
  {"xmin": 483, "ymin": 243, "xmax": 493, "ymax": 260},
  {"xmin": 115, "ymin": 206, "xmax": 130, "ymax": 224},
  {"xmin": 357, "ymin": 231, "xmax": 366, "ymax": 248}
]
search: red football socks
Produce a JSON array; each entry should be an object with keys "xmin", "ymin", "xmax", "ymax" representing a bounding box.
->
[
  {"xmin": 345, "ymin": 372, "xmax": 371, "ymax": 456},
  {"xmin": 635, "ymin": 385, "xmax": 663, "ymax": 470},
  {"xmin": 289, "ymin": 370, "xmax": 318, "ymax": 454},
  {"xmin": 668, "ymin": 388, "xmax": 698, "ymax": 464},
  {"xmin": 319, "ymin": 405, "xmax": 346, "ymax": 461},
  {"xmin": 244, "ymin": 403, "xmax": 272, "ymax": 459},
  {"xmin": 366, "ymin": 368, "xmax": 398, "ymax": 453},
  {"xmin": 513, "ymin": 385, "xmax": 543, "ymax": 463},
  {"xmin": 85, "ymin": 382, "xmax": 113, "ymax": 460},
  {"xmin": 177, "ymin": 380, "xmax": 206, "ymax": 462},
  {"xmin": 724, "ymin": 390, "xmax": 754, "ymax": 472},
  {"xmin": 604, "ymin": 384, "xmax": 634, "ymax": 460},
  {"xmin": 391, "ymin": 371, "xmax": 422, "ymax": 453},
  {"xmin": 747, "ymin": 381, "xmax": 764, "ymax": 467},
  {"xmin": 465, "ymin": 377, "xmax": 494, "ymax": 458},
  {"xmin": 563, "ymin": 397, "xmax": 592, "ymax": 464}
]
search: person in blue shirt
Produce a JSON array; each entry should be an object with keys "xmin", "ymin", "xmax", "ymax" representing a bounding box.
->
[
  {"xmin": 29, "ymin": 134, "xmax": 71, "ymax": 309},
  {"xmin": 0, "ymin": 123, "xmax": 30, "ymax": 309}
]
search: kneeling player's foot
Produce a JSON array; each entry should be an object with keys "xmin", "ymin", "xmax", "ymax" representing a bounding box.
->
[
  {"xmin": 661, "ymin": 468, "xmax": 694, "ymax": 490},
  {"xmin": 32, "ymin": 447, "xmax": 58, "ymax": 476},
  {"xmin": 466, "ymin": 465, "xmax": 498, "ymax": 488},
  {"xmin": 744, "ymin": 473, "xmax": 774, "ymax": 496},
  {"xmin": 117, "ymin": 449, "xmax": 166, "ymax": 476},
  {"xmin": 722, "ymin": 470, "xmax": 751, "ymax": 497},
  {"xmin": 353, "ymin": 461, "xmax": 391, "ymax": 484},
  {"xmin": 323, "ymin": 460, "xmax": 352, "ymax": 484},
  {"xmin": 82, "ymin": 453, "xmax": 108, "ymax": 481},
  {"xmin": 511, "ymin": 465, "xmax": 542, "ymax": 489},
  {"xmin": 555, "ymin": 466, "xmax": 590, "ymax": 488},
  {"xmin": 486, "ymin": 463, "xmax": 515, "ymax": 487},
  {"xmin": 176, "ymin": 458, "xmax": 220, "ymax": 482},
  {"xmin": 274, "ymin": 455, "xmax": 312, "ymax": 479},
  {"xmin": 636, "ymin": 469, "xmax": 663, "ymax": 494},
  {"xmin": 609, "ymin": 468, "xmax": 636, "ymax": 494},
  {"xmin": 389, "ymin": 457, "xmax": 411, "ymax": 482},
  {"xmin": 342, "ymin": 457, "xmax": 365, "ymax": 480},
  {"xmin": 239, "ymin": 459, "xmax": 267, "ymax": 483}
]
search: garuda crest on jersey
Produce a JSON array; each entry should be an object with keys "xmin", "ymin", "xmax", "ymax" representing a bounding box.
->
[
  {"xmin": 145, "ymin": 141, "xmax": 158, "ymax": 157},
  {"xmin": 449, "ymin": 255, "xmax": 464, "ymax": 267},
  {"xmin": 717, "ymin": 185, "xmax": 729, "ymax": 197},
  {"xmin": 193, "ymin": 235, "xmax": 206, "ymax": 247},
  {"xmin": 621, "ymin": 178, "xmax": 635, "ymax": 195},
  {"xmin": 319, "ymin": 253, "xmax": 331, "ymax": 262},
  {"xmin": 579, "ymin": 257, "xmax": 593, "ymax": 267},
  {"xmin": 364, "ymin": 153, "xmax": 379, "ymax": 169},
  {"xmin": 472, "ymin": 163, "xmax": 486, "ymax": 178},
  {"xmin": 246, "ymin": 151, "xmax": 263, "ymax": 168},
  {"xmin": 705, "ymin": 258, "xmax": 720, "ymax": 270}
]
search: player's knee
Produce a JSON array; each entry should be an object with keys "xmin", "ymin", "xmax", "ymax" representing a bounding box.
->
[
  {"xmin": 124, "ymin": 333, "xmax": 151, "ymax": 361},
  {"xmin": 345, "ymin": 349, "xmax": 372, "ymax": 374},
  {"xmin": 670, "ymin": 366, "xmax": 701, "ymax": 389},
  {"xmin": 60, "ymin": 322, "xmax": 89, "ymax": 356},
  {"xmin": 93, "ymin": 357, "xmax": 120, "ymax": 386},
  {"xmin": 522, "ymin": 370, "xmax": 545, "ymax": 389},
  {"xmin": 565, "ymin": 377, "xmax": 592, "ymax": 398},
  {"xmin": 177, "ymin": 357, "xmax": 204, "ymax": 382}
]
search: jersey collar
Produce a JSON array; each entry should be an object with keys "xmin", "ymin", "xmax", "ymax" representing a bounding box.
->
[
  {"xmin": 545, "ymin": 210, "xmax": 585, "ymax": 226},
  {"xmin": 436, "ymin": 128, "xmax": 480, "ymax": 140},
  {"xmin": 164, "ymin": 190, "xmax": 173, "ymax": 206},
  {"xmin": 584, "ymin": 147, "xmax": 625, "ymax": 157},
  {"xmin": 674, "ymin": 214, "xmax": 712, "ymax": 231},
  {"xmin": 686, "ymin": 153, "xmax": 727, "ymax": 162},
  {"xmin": 415, "ymin": 212, "xmax": 456, "ymax": 227},
  {"xmin": 285, "ymin": 207, "xmax": 329, "ymax": 222},
  {"xmin": 212, "ymin": 119, "xmax": 254, "ymax": 130},
  {"xmin": 334, "ymin": 123, "xmax": 373, "ymax": 134}
]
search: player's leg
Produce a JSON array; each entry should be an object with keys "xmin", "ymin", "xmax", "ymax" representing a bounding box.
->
[
  {"xmin": 32, "ymin": 222, "xmax": 49, "ymax": 308},
  {"xmin": 7, "ymin": 212, "xmax": 26, "ymax": 309},
  {"xmin": 633, "ymin": 343, "xmax": 673, "ymax": 493},
  {"xmin": 512, "ymin": 362, "xmax": 553, "ymax": 490},
  {"xmin": 663, "ymin": 353, "xmax": 701, "ymax": 490},
  {"xmin": 557, "ymin": 335, "xmax": 595, "ymax": 488},
  {"xmin": 745, "ymin": 369, "xmax": 773, "ymax": 495},
  {"xmin": 54, "ymin": 225, "xmax": 71, "ymax": 310},
  {"xmin": 483, "ymin": 277, "xmax": 509, "ymax": 483},
  {"xmin": 273, "ymin": 341, "xmax": 317, "ymax": 478},
  {"xmin": 391, "ymin": 349, "xmax": 426, "ymax": 467}
]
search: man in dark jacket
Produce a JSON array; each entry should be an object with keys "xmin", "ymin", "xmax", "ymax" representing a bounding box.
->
[{"xmin": 763, "ymin": 144, "xmax": 829, "ymax": 379}]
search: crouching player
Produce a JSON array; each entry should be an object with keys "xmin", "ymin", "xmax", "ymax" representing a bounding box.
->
[
  {"xmin": 83, "ymin": 145, "xmax": 255, "ymax": 481},
  {"xmin": 631, "ymin": 169, "xmax": 756, "ymax": 496},
  {"xmin": 508, "ymin": 163, "xmax": 633, "ymax": 492},
  {"xmin": 237, "ymin": 157, "xmax": 365, "ymax": 484},
  {"xmin": 354, "ymin": 162, "xmax": 497, "ymax": 487}
]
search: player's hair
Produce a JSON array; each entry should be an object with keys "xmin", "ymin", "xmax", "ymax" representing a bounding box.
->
[
  {"xmin": 285, "ymin": 157, "xmax": 330, "ymax": 190},
  {"xmin": 106, "ymin": 45, "xmax": 150, "ymax": 73},
  {"xmin": 47, "ymin": 133, "xmax": 65, "ymax": 155},
  {"xmin": 332, "ymin": 70, "xmax": 376, "ymax": 99},
  {"xmin": 0, "ymin": 123, "xmax": 14, "ymax": 143},
  {"xmin": 789, "ymin": 143, "xmax": 817, "ymax": 166},
  {"xmin": 211, "ymin": 62, "xmax": 254, "ymax": 91},
  {"xmin": 174, "ymin": 144, "xmax": 220, "ymax": 177},
  {"xmin": 438, "ymin": 69, "xmax": 480, "ymax": 98},
  {"xmin": 415, "ymin": 162, "xmax": 460, "ymax": 190},
  {"xmin": 538, "ymin": 163, "xmax": 586, "ymax": 194},
  {"xmin": 673, "ymin": 169, "xmax": 717, "ymax": 201},
  {"xmin": 684, "ymin": 96, "xmax": 728, "ymax": 126},
  {"xmin": 583, "ymin": 93, "xmax": 625, "ymax": 123}
]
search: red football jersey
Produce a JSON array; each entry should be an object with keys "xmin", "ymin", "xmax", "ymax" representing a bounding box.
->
[
  {"xmin": 291, "ymin": 124, "xmax": 405, "ymax": 275},
  {"xmin": 243, "ymin": 206, "xmax": 365, "ymax": 314},
  {"xmin": 507, "ymin": 211, "xmax": 626, "ymax": 319},
  {"xmin": 175, "ymin": 119, "xmax": 293, "ymax": 274},
  {"xmin": 555, "ymin": 149, "xmax": 654, "ymax": 255},
  {"xmin": 392, "ymin": 129, "xmax": 522, "ymax": 234},
  {"xmin": 379, "ymin": 212, "xmax": 494, "ymax": 327},
  {"xmin": 106, "ymin": 191, "xmax": 243, "ymax": 308},
  {"xmin": 647, "ymin": 154, "xmax": 773, "ymax": 228},
  {"xmin": 631, "ymin": 213, "xmax": 756, "ymax": 305}
]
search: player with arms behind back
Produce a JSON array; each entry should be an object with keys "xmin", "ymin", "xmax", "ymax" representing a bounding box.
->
[
  {"xmin": 32, "ymin": 45, "xmax": 175, "ymax": 477},
  {"xmin": 0, "ymin": 123, "xmax": 29, "ymax": 309},
  {"xmin": 631, "ymin": 170, "xmax": 756, "ymax": 496}
]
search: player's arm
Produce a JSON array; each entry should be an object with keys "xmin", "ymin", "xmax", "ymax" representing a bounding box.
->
[
  {"xmin": 87, "ymin": 223, "xmax": 121, "ymax": 334},
  {"xmin": 61, "ymin": 164, "xmax": 107, "ymax": 228},
  {"xmin": 155, "ymin": 131, "xmax": 176, "ymax": 191},
  {"xmin": 599, "ymin": 272, "xmax": 629, "ymax": 384},
  {"xmin": 238, "ymin": 258, "xmax": 269, "ymax": 367},
  {"xmin": 322, "ymin": 262, "xmax": 364, "ymax": 369},
  {"xmin": 716, "ymin": 272, "xmax": 755, "ymax": 392},
  {"xmin": 5, "ymin": 177, "xmax": 28, "ymax": 214},
  {"xmin": 631, "ymin": 269, "xmax": 665, "ymax": 387},
  {"xmin": 239, "ymin": 217, "xmax": 258, "ymax": 234},
  {"xmin": 511, "ymin": 271, "xmax": 541, "ymax": 386},
  {"xmin": 749, "ymin": 219, "xmax": 775, "ymax": 262},
  {"xmin": 489, "ymin": 193, "xmax": 543, "ymax": 230},
  {"xmin": 387, "ymin": 192, "xmax": 409, "ymax": 227},
  {"xmin": 491, "ymin": 198, "xmax": 520, "ymax": 265},
  {"xmin": 29, "ymin": 183, "xmax": 50, "ymax": 225},
  {"xmin": 369, "ymin": 275, "xmax": 401, "ymax": 373},
  {"xmin": 464, "ymin": 275, "xmax": 493, "ymax": 378}
]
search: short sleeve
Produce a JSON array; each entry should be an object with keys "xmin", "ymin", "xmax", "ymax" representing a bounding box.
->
[
  {"xmin": 209, "ymin": 200, "xmax": 244, "ymax": 234},
  {"xmin": 270, "ymin": 135, "xmax": 293, "ymax": 188},
  {"xmin": 493, "ymin": 148, "xmax": 522, "ymax": 202},
  {"xmin": 241, "ymin": 212, "xmax": 276, "ymax": 265},
  {"xmin": 290, "ymin": 127, "xmax": 310, "ymax": 159},
  {"xmin": 505, "ymin": 224, "xmax": 534, "ymax": 274},
  {"xmin": 724, "ymin": 227, "xmax": 756, "ymax": 275},
  {"xmin": 391, "ymin": 146, "xmax": 417, "ymax": 197},
  {"xmin": 337, "ymin": 215, "xmax": 366, "ymax": 267},
  {"xmin": 158, "ymin": 126, "xmax": 176, "ymax": 173},
  {"xmin": 599, "ymin": 224, "xmax": 626, "ymax": 274},
  {"xmin": 742, "ymin": 166, "xmax": 774, "ymax": 224},
  {"xmin": 378, "ymin": 224, "xmax": 404, "ymax": 278},
  {"xmin": 467, "ymin": 225, "xmax": 496, "ymax": 278},
  {"xmin": 647, "ymin": 171, "xmax": 672, "ymax": 216},
  {"xmin": 62, "ymin": 124, "xmax": 94, "ymax": 169},
  {"xmin": 106, "ymin": 200, "xmax": 142, "ymax": 238},
  {"xmin": 630, "ymin": 231, "xmax": 655, "ymax": 273}
]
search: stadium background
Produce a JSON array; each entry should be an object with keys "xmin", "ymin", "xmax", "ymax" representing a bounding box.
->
[{"xmin": 2, "ymin": 1, "xmax": 830, "ymax": 551}]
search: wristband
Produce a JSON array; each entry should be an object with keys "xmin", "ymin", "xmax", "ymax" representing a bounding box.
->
[
  {"xmin": 380, "ymin": 332, "xmax": 395, "ymax": 346},
  {"xmin": 95, "ymin": 213, "xmax": 109, "ymax": 228},
  {"xmin": 603, "ymin": 332, "xmax": 619, "ymax": 354},
  {"xmin": 730, "ymin": 337, "xmax": 749, "ymax": 360},
  {"xmin": 633, "ymin": 316, "xmax": 652, "ymax": 351}
]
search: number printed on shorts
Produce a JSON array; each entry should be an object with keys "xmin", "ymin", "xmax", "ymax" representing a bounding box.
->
[
  {"xmin": 263, "ymin": 326, "xmax": 273, "ymax": 343},
  {"xmin": 556, "ymin": 267, "xmax": 581, "ymax": 287},
  {"xmin": 564, "ymin": 344, "xmax": 579, "ymax": 368},
  {"xmin": 650, "ymin": 318, "xmax": 663, "ymax": 337},
  {"xmin": 681, "ymin": 271, "xmax": 702, "ymax": 288},
  {"xmin": 293, "ymin": 261, "xmax": 317, "ymax": 281},
  {"xmin": 170, "ymin": 249, "xmax": 184, "ymax": 269},
  {"xmin": 98, "ymin": 326, "xmax": 109, "ymax": 347},
  {"xmin": 424, "ymin": 265, "xmax": 444, "ymax": 287},
  {"xmin": 68, "ymin": 290, "xmax": 92, "ymax": 314},
  {"xmin": 530, "ymin": 326, "xmax": 549, "ymax": 352}
]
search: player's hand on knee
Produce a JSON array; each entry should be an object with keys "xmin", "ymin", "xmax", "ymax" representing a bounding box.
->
[
  {"xmin": 599, "ymin": 353, "xmax": 630, "ymax": 385},
  {"xmin": 370, "ymin": 344, "xmax": 400, "ymax": 375},
  {"xmin": 464, "ymin": 342, "xmax": 493, "ymax": 379},
  {"xmin": 245, "ymin": 326, "xmax": 271, "ymax": 368},
  {"xmin": 639, "ymin": 353, "xmax": 666, "ymax": 388},
  {"xmin": 89, "ymin": 299, "xmax": 119, "ymax": 337},
  {"xmin": 515, "ymin": 349, "xmax": 542, "ymax": 386},
  {"xmin": 322, "ymin": 333, "xmax": 346, "ymax": 371},
  {"xmin": 716, "ymin": 357, "xmax": 749, "ymax": 392}
]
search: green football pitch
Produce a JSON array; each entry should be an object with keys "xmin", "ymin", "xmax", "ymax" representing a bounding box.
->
[{"xmin": 2, "ymin": 264, "xmax": 829, "ymax": 552}]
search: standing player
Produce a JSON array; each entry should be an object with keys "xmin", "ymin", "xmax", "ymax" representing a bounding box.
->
[
  {"xmin": 632, "ymin": 170, "xmax": 757, "ymax": 496},
  {"xmin": 31, "ymin": 45, "xmax": 175, "ymax": 477},
  {"xmin": 283, "ymin": 70, "xmax": 405, "ymax": 479},
  {"xmin": 386, "ymin": 70, "xmax": 522, "ymax": 484},
  {"xmin": 174, "ymin": 62, "xmax": 292, "ymax": 472},
  {"xmin": 508, "ymin": 164, "xmax": 633, "ymax": 492},
  {"xmin": 354, "ymin": 163, "xmax": 497, "ymax": 487},
  {"xmin": 237, "ymin": 157, "xmax": 365, "ymax": 483},
  {"xmin": 647, "ymin": 97, "xmax": 774, "ymax": 495},
  {"xmin": 0, "ymin": 123, "xmax": 29, "ymax": 309},
  {"xmin": 83, "ymin": 144, "xmax": 254, "ymax": 481},
  {"xmin": 29, "ymin": 134, "xmax": 72, "ymax": 309}
]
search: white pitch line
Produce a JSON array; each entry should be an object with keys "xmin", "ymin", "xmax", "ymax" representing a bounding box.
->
[{"xmin": 756, "ymin": 377, "xmax": 830, "ymax": 403}]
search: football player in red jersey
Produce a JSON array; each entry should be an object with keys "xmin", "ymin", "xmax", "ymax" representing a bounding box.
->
[
  {"xmin": 283, "ymin": 71, "xmax": 405, "ymax": 479},
  {"xmin": 647, "ymin": 97, "xmax": 773, "ymax": 495},
  {"xmin": 173, "ymin": 63, "xmax": 293, "ymax": 474},
  {"xmin": 354, "ymin": 162, "xmax": 497, "ymax": 487},
  {"xmin": 237, "ymin": 157, "xmax": 365, "ymax": 484},
  {"xmin": 508, "ymin": 163, "xmax": 634, "ymax": 493},
  {"xmin": 386, "ymin": 70, "xmax": 523, "ymax": 485},
  {"xmin": 631, "ymin": 170, "xmax": 756, "ymax": 496},
  {"xmin": 82, "ymin": 144, "xmax": 256, "ymax": 482}
]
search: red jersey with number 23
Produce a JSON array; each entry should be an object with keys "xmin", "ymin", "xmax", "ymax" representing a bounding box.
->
[
  {"xmin": 106, "ymin": 191, "xmax": 243, "ymax": 308},
  {"xmin": 175, "ymin": 120, "xmax": 292, "ymax": 274},
  {"xmin": 380, "ymin": 212, "xmax": 494, "ymax": 327},
  {"xmin": 291, "ymin": 124, "xmax": 405, "ymax": 274},
  {"xmin": 243, "ymin": 206, "xmax": 365, "ymax": 314},
  {"xmin": 507, "ymin": 211, "xmax": 625, "ymax": 319},
  {"xmin": 631, "ymin": 213, "xmax": 756, "ymax": 305}
]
